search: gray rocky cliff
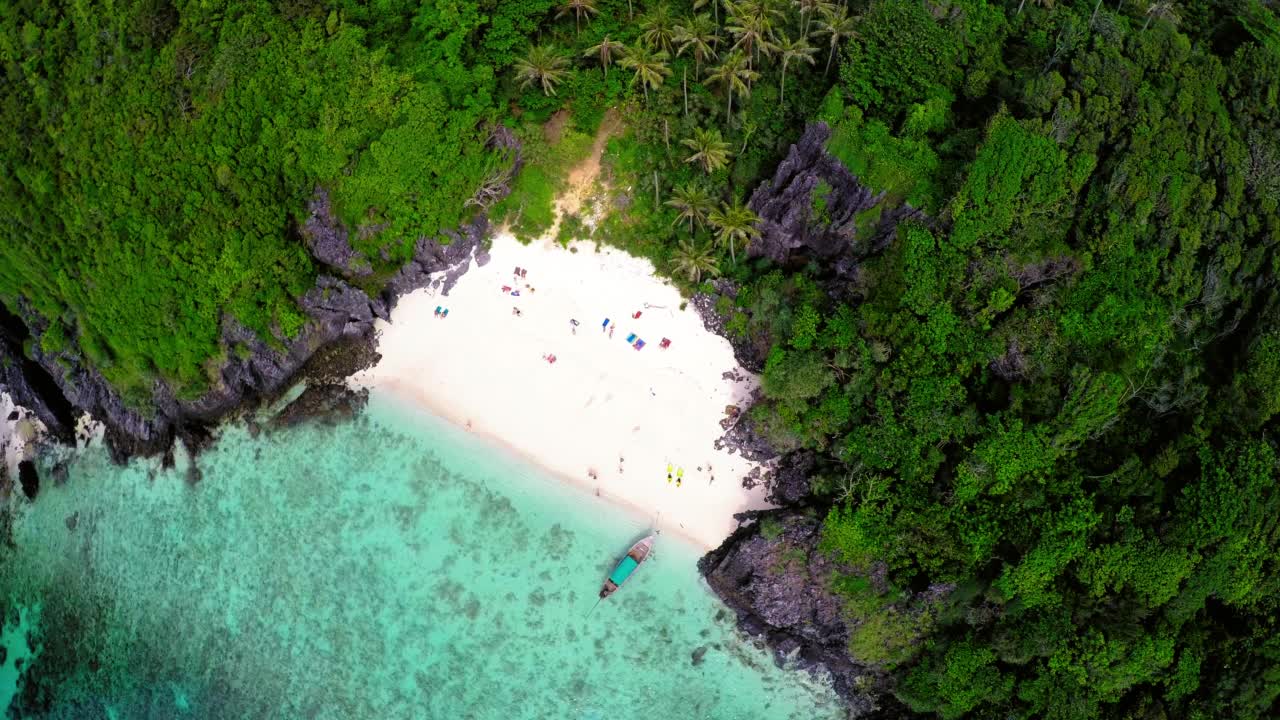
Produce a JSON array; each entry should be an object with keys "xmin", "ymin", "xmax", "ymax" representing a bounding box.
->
[
  {"xmin": 695, "ymin": 122, "xmax": 943, "ymax": 715},
  {"xmin": 699, "ymin": 511, "xmax": 884, "ymax": 716},
  {"xmin": 0, "ymin": 130, "xmax": 519, "ymax": 461},
  {"xmin": 747, "ymin": 122, "xmax": 926, "ymax": 290},
  {"xmin": 0, "ymin": 304, "xmax": 76, "ymax": 445}
]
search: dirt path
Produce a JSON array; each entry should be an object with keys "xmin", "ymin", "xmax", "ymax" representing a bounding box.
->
[{"xmin": 554, "ymin": 108, "xmax": 623, "ymax": 221}]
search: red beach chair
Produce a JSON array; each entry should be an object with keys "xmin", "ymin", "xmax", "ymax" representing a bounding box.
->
[
  {"xmin": 659, "ymin": 338, "xmax": 671, "ymax": 349},
  {"xmin": 632, "ymin": 311, "xmax": 642, "ymax": 319}
]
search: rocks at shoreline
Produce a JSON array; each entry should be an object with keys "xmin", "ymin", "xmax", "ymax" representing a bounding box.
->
[
  {"xmin": 713, "ymin": 412, "xmax": 779, "ymax": 464},
  {"xmin": 0, "ymin": 132, "xmax": 517, "ymax": 464},
  {"xmin": 270, "ymin": 384, "xmax": 370, "ymax": 431},
  {"xmin": 699, "ymin": 511, "xmax": 882, "ymax": 716},
  {"xmin": 0, "ymin": 311, "xmax": 76, "ymax": 445},
  {"xmin": 694, "ymin": 123, "xmax": 941, "ymax": 713}
]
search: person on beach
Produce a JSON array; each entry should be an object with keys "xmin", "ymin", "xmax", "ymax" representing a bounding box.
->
[
  {"xmin": 667, "ymin": 463, "xmax": 673, "ymax": 483},
  {"xmin": 570, "ymin": 319, "xmax": 579, "ymax": 334},
  {"xmin": 676, "ymin": 467, "xmax": 684, "ymax": 487},
  {"xmin": 608, "ymin": 326, "xmax": 615, "ymax": 338}
]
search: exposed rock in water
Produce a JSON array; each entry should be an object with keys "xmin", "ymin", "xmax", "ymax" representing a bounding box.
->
[
  {"xmin": 691, "ymin": 645, "xmax": 709, "ymax": 666},
  {"xmin": 0, "ymin": 133, "xmax": 519, "ymax": 462},
  {"xmin": 271, "ymin": 384, "xmax": 369, "ymax": 430},
  {"xmin": 17, "ymin": 460, "xmax": 38, "ymax": 500},
  {"xmin": 700, "ymin": 512, "xmax": 884, "ymax": 716},
  {"xmin": 747, "ymin": 122, "xmax": 927, "ymax": 289}
]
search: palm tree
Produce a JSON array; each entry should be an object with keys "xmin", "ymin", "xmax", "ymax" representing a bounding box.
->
[
  {"xmin": 557, "ymin": 0, "xmax": 599, "ymax": 34},
  {"xmin": 705, "ymin": 51, "xmax": 759, "ymax": 122},
  {"xmin": 675, "ymin": 13, "xmax": 720, "ymax": 77},
  {"xmin": 725, "ymin": 9, "xmax": 776, "ymax": 70},
  {"xmin": 640, "ymin": 4, "xmax": 678, "ymax": 54},
  {"xmin": 738, "ymin": 0, "xmax": 786, "ymax": 23},
  {"xmin": 1143, "ymin": 0, "xmax": 1180, "ymax": 29},
  {"xmin": 682, "ymin": 128, "xmax": 733, "ymax": 174},
  {"xmin": 814, "ymin": 4, "xmax": 858, "ymax": 76},
  {"xmin": 621, "ymin": 46, "xmax": 672, "ymax": 103},
  {"xmin": 670, "ymin": 238, "xmax": 721, "ymax": 283},
  {"xmin": 584, "ymin": 36, "xmax": 625, "ymax": 77},
  {"xmin": 515, "ymin": 45, "xmax": 569, "ymax": 96},
  {"xmin": 708, "ymin": 197, "xmax": 761, "ymax": 264},
  {"xmin": 698, "ymin": 0, "xmax": 720, "ymax": 26},
  {"xmin": 1017, "ymin": 0, "xmax": 1053, "ymax": 14},
  {"xmin": 793, "ymin": 0, "xmax": 834, "ymax": 35},
  {"xmin": 777, "ymin": 34, "xmax": 816, "ymax": 104},
  {"xmin": 666, "ymin": 184, "xmax": 716, "ymax": 233}
]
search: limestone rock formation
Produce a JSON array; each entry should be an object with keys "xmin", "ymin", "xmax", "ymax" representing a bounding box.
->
[
  {"xmin": 699, "ymin": 512, "xmax": 881, "ymax": 716},
  {"xmin": 747, "ymin": 122, "xmax": 926, "ymax": 285},
  {"xmin": 0, "ymin": 130, "xmax": 518, "ymax": 461}
]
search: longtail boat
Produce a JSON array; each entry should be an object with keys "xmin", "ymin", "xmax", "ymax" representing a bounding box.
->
[{"xmin": 599, "ymin": 534, "xmax": 656, "ymax": 600}]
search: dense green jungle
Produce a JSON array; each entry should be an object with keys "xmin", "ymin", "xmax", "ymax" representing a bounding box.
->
[{"xmin": 2, "ymin": 0, "xmax": 1279, "ymax": 717}]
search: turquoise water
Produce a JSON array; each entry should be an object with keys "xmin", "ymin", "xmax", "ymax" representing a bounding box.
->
[{"xmin": 0, "ymin": 394, "xmax": 843, "ymax": 719}]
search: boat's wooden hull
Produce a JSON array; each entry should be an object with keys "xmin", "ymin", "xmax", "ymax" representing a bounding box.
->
[{"xmin": 599, "ymin": 534, "xmax": 656, "ymax": 599}]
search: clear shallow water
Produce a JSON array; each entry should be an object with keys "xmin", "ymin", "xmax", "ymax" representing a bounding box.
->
[{"xmin": 0, "ymin": 394, "xmax": 844, "ymax": 719}]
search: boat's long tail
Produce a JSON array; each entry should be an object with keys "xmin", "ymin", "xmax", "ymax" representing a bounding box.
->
[{"xmin": 586, "ymin": 597, "xmax": 603, "ymax": 618}]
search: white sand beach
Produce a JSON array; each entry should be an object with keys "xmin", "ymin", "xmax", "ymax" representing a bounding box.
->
[{"xmin": 352, "ymin": 232, "xmax": 772, "ymax": 549}]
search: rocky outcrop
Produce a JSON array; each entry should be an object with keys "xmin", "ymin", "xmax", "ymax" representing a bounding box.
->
[
  {"xmin": 0, "ymin": 130, "xmax": 516, "ymax": 461},
  {"xmin": 301, "ymin": 188, "xmax": 373, "ymax": 278},
  {"xmin": 700, "ymin": 511, "xmax": 883, "ymax": 716},
  {"xmin": 714, "ymin": 410, "xmax": 780, "ymax": 463},
  {"xmin": 764, "ymin": 450, "xmax": 817, "ymax": 506},
  {"xmin": 696, "ymin": 124, "xmax": 950, "ymax": 715},
  {"xmin": 270, "ymin": 384, "xmax": 369, "ymax": 430},
  {"xmin": 689, "ymin": 279, "xmax": 775, "ymax": 372},
  {"xmin": 268, "ymin": 334, "xmax": 381, "ymax": 429},
  {"xmin": 0, "ymin": 305, "xmax": 76, "ymax": 445},
  {"xmin": 747, "ymin": 122, "xmax": 926, "ymax": 285}
]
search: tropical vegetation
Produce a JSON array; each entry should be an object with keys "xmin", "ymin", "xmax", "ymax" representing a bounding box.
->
[{"xmin": 2, "ymin": 1, "xmax": 1279, "ymax": 718}]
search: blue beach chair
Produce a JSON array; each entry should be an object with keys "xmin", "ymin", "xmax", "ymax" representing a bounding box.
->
[{"xmin": 626, "ymin": 333, "xmax": 637, "ymax": 344}]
